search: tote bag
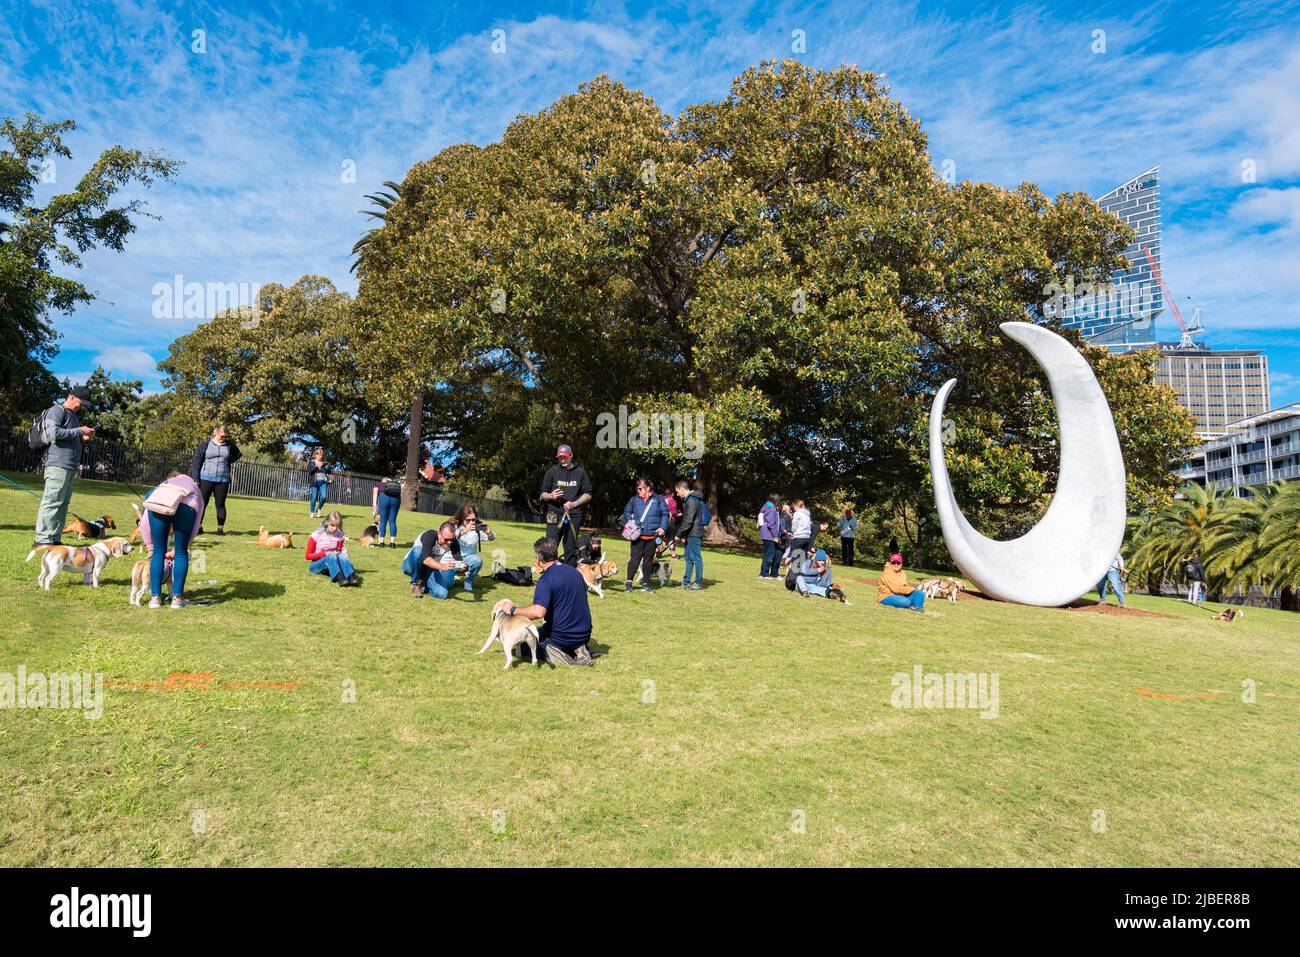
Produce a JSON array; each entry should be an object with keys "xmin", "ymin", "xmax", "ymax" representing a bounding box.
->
[
  {"xmin": 622, "ymin": 498, "xmax": 655, "ymax": 541},
  {"xmin": 144, "ymin": 482, "xmax": 187, "ymax": 516}
]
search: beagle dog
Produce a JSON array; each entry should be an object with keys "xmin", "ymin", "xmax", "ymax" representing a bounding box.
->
[
  {"xmin": 479, "ymin": 598, "xmax": 540, "ymax": 669},
  {"xmin": 62, "ymin": 514, "xmax": 117, "ymax": 540},
  {"xmin": 27, "ymin": 537, "xmax": 133, "ymax": 590}
]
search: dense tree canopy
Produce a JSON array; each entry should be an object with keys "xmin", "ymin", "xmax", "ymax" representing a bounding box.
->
[
  {"xmin": 0, "ymin": 112, "xmax": 178, "ymax": 432},
  {"xmin": 354, "ymin": 60, "xmax": 1197, "ymax": 551}
]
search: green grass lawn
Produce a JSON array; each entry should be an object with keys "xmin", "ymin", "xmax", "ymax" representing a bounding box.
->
[{"xmin": 1, "ymin": 474, "xmax": 1296, "ymax": 866}]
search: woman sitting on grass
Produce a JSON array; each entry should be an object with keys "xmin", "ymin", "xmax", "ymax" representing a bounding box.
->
[
  {"xmin": 878, "ymin": 552, "xmax": 924, "ymax": 612},
  {"xmin": 305, "ymin": 511, "xmax": 359, "ymax": 587}
]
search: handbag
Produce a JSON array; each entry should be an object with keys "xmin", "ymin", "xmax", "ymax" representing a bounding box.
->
[
  {"xmin": 622, "ymin": 497, "xmax": 655, "ymax": 541},
  {"xmin": 144, "ymin": 482, "xmax": 187, "ymax": 516}
]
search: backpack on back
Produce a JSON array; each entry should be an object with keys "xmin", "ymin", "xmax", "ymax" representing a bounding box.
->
[
  {"xmin": 697, "ymin": 498, "xmax": 712, "ymax": 528},
  {"xmin": 26, "ymin": 406, "xmax": 62, "ymax": 451}
]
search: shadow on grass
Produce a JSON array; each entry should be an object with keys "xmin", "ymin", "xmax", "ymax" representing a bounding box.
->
[{"xmin": 191, "ymin": 579, "xmax": 287, "ymax": 602}]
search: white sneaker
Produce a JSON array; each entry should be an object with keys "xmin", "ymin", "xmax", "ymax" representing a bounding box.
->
[
  {"xmin": 148, "ymin": 596, "xmax": 162, "ymax": 609},
  {"xmin": 170, "ymin": 597, "xmax": 192, "ymax": 608}
]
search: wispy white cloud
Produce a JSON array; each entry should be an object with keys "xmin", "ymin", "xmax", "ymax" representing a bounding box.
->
[{"xmin": 2, "ymin": 0, "xmax": 1298, "ymax": 389}]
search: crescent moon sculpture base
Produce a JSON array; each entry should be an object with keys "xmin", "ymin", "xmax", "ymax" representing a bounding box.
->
[{"xmin": 928, "ymin": 322, "xmax": 1127, "ymax": 607}]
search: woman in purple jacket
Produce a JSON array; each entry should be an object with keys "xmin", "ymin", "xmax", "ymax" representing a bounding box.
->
[{"xmin": 759, "ymin": 493, "xmax": 782, "ymax": 580}]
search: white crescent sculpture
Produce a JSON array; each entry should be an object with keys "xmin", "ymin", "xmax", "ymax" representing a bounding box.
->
[{"xmin": 929, "ymin": 322, "xmax": 1127, "ymax": 607}]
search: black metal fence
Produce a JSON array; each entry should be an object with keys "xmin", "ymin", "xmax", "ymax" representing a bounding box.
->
[{"xmin": 0, "ymin": 435, "xmax": 546, "ymax": 525}]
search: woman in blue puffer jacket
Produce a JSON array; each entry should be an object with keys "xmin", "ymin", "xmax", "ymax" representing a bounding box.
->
[{"xmin": 620, "ymin": 476, "xmax": 669, "ymax": 593}]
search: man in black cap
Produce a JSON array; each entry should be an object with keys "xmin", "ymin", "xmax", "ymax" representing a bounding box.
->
[
  {"xmin": 33, "ymin": 386, "xmax": 95, "ymax": 546},
  {"xmin": 539, "ymin": 443, "xmax": 592, "ymax": 566}
]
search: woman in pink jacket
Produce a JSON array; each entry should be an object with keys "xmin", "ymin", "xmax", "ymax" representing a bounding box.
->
[{"xmin": 137, "ymin": 471, "xmax": 205, "ymax": 608}]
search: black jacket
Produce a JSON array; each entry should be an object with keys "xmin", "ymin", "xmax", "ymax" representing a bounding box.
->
[
  {"xmin": 1184, "ymin": 559, "xmax": 1206, "ymax": 582},
  {"xmin": 190, "ymin": 438, "xmax": 242, "ymax": 481},
  {"xmin": 676, "ymin": 490, "xmax": 705, "ymax": 539}
]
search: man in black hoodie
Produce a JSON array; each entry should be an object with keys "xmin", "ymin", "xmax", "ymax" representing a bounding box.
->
[{"xmin": 539, "ymin": 444, "xmax": 592, "ymax": 566}]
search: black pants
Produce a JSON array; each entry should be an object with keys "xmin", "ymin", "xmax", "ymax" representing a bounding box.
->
[
  {"xmin": 199, "ymin": 479, "xmax": 230, "ymax": 527},
  {"xmin": 841, "ymin": 537, "xmax": 854, "ymax": 566},
  {"xmin": 546, "ymin": 510, "xmax": 582, "ymax": 566},
  {"xmin": 627, "ymin": 537, "xmax": 658, "ymax": 584}
]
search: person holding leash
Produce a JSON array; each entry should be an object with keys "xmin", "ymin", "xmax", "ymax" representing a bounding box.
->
[
  {"xmin": 620, "ymin": 476, "xmax": 668, "ymax": 593},
  {"xmin": 191, "ymin": 424, "xmax": 241, "ymax": 536},
  {"xmin": 539, "ymin": 444, "xmax": 592, "ymax": 566},
  {"xmin": 31, "ymin": 386, "xmax": 95, "ymax": 548},
  {"xmin": 506, "ymin": 537, "xmax": 595, "ymax": 666}
]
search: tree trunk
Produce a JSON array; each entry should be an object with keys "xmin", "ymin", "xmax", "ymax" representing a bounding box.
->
[
  {"xmin": 402, "ymin": 393, "xmax": 423, "ymax": 510},
  {"xmin": 701, "ymin": 461, "xmax": 737, "ymax": 544}
]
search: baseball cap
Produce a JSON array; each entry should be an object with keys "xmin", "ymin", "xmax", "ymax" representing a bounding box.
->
[
  {"xmin": 815, "ymin": 549, "xmax": 827, "ymax": 561},
  {"xmin": 556, "ymin": 444, "xmax": 573, "ymax": 457},
  {"xmin": 69, "ymin": 386, "xmax": 93, "ymax": 404},
  {"xmin": 889, "ymin": 553, "xmax": 904, "ymax": 564}
]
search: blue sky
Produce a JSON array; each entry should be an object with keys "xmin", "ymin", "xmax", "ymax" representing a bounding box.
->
[{"xmin": 4, "ymin": 0, "xmax": 1300, "ymax": 405}]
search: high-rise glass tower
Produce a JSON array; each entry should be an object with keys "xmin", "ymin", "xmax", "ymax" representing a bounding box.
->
[{"xmin": 1060, "ymin": 166, "xmax": 1163, "ymax": 351}]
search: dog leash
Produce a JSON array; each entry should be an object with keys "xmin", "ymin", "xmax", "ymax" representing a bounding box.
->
[{"xmin": 0, "ymin": 470, "xmax": 97, "ymax": 526}]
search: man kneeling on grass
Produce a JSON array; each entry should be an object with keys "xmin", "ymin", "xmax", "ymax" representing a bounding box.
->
[
  {"xmin": 508, "ymin": 537, "xmax": 594, "ymax": 666},
  {"xmin": 878, "ymin": 552, "xmax": 924, "ymax": 612}
]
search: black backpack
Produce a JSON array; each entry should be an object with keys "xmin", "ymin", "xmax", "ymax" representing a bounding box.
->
[
  {"xmin": 784, "ymin": 566, "xmax": 799, "ymax": 591},
  {"xmin": 493, "ymin": 564, "xmax": 533, "ymax": 587},
  {"xmin": 26, "ymin": 407, "xmax": 59, "ymax": 451}
]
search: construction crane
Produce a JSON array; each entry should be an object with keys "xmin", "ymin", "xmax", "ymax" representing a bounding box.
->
[{"xmin": 1142, "ymin": 244, "xmax": 1204, "ymax": 348}]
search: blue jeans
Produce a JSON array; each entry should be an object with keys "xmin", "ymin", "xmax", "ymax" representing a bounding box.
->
[
  {"xmin": 881, "ymin": 591, "xmax": 925, "ymax": 610},
  {"xmin": 411, "ymin": 554, "xmax": 483, "ymax": 599},
  {"xmin": 309, "ymin": 480, "xmax": 328, "ymax": 513},
  {"xmin": 798, "ymin": 578, "xmax": 829, "ymax": 598},
  {"xmin": 147, "ymin": 503, "xmax": 196, "ymax": 597},
  {"xmin": 310, "ymin": 552, "xmax": 356, "ymax": 582},
  {"xmin": 682, "ymin": 536, "xmax": 703, "ymax": 585},
  {"xmin": 376, "ymin": 494, "xmax": 400, "ymax": 538},
  {"xmin": 1098, "ymin": 569, "xmax": 1125, "ymax": 606},
  {"xmin": 760, "ymin": 539, "xmax": 781, "ymax": 578}
]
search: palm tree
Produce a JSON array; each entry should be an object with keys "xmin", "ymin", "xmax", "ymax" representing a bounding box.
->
[
  {"xmin": 1252, "ymin": 482, "xmax": 1300, "ymax": 610},
  {"xmin": 350, "ymin": 180, "xmax": 424, "ymax": 509},
  {"xmin": 1128, "ymin": 482, "xmax": 1233, "ymax": 596},
  {"xmin": 1202, "ymin": 484, "xmax": 1276, "ymax": 597},
  {"xmin": 349, "ymin": 180, "xmax": 402, "ymax": 273}
]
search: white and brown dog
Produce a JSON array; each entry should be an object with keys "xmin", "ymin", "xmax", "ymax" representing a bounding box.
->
[
  {"xmin": 633, "ymin": 538, "xmax": 677, "ymax": 586},
  {"xmin": 920, "ymin": 577, "xmax": 964, "ymax": 603},
  {"xmin": 27, "ymin": 537, "xmax": 133, "ymax": 590},
  {"xmin": 257, "ymin": 526, "xmax": 294, "ymax": 549},
  {"xmin": 479, "ymin": 598, "xmax": 540, "ymax": 669},
  {"xmin": 129, "ymin": 557, "xmax": 173, "ymax": 606},
  {"xmin": 577, "ymin": 559, "xmax": 619, "ymax": 598}
]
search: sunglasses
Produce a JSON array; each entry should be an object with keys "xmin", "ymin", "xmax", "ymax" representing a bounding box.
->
[{"xmin": 890, "ymin": 561, "xmax": 902, "ymax": 566}]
